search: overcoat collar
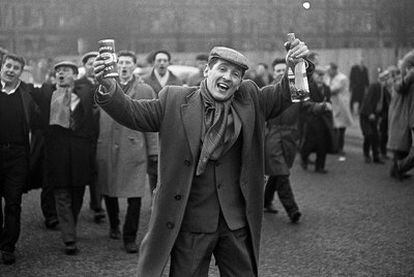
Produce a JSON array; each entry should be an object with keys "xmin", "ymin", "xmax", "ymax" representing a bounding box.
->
[{"xmin": 180, "ymin": 86, "xmax": 255, "ymax": 162}]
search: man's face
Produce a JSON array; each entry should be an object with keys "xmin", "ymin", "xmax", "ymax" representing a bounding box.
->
[
  {"xmin": 204, "ymin": 60, "xmax": 243, "ymax": 101},
  {"xmin": 1, "ymin": 58, "xmax": 23, "ymax": 85},
  {"xmin": 273, "ymin": 63, "xmax": 286, "ymax": 83},
  {"xmin": 328, "ymin": 66, "xmax": 337, "ymax": 78},
  {"xmin": 55, "ymin": 66, "xmax": 76, "ymax": 87},
  {"xmin": 154, "ymin": 53, "xmax": 170, "ymax": 76},
  {"xmin": 84, "ymin": 56, "xmax": 96, "ymax": 78},
  {"xmin": 118, "ymin": 55, "xmax": 136, "ymax": 80},
  {"xmin": 313, "ymin": 72, "xmax": 325, "ymax": 86},
  {"xmin": 196, "ymin": 59, "xmax": 207, "ymax": 72},
  {"xmin": 256, "ymin": 64, "xmax": 266, "ymax": 77}
]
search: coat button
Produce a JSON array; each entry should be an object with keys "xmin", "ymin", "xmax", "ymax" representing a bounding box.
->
[
  {"xmin": 166, "ymin": 222, "xmax": 175, "ymax": 229},
  {"xmin": 174, "ymin": 194, "xmax": 182, "ymax": 200},
  {"xmin": 184, "ymin": 160, "xmax": 191, "ymax": 166}
]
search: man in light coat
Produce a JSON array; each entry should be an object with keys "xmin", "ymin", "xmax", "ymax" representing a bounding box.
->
[
  {"xmin": 94, "ymin": 39, "xmax": 309, "ymax": 276},
  {"xmin": 96, "ymin": 50, "xmax": 158, "ymax": 253},
  {"xmin": 327, "ymin": 62, "xmax": 354, "ymax": 161}
]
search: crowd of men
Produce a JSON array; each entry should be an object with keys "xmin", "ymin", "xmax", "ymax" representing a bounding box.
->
[{"xmin": 0, "ymin": 40, "xmax": 413, "ymax": 277}]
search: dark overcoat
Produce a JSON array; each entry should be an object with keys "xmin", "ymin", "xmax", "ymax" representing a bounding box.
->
[
  {"xmin": 29, "ymin": 81, "xmax": 98, "ymax": 188},
  {"xmin": 96, "ymin": 78, "xmax": 291, "ymax": 276},
  {"xmin": 142, "ymin": 69, "xmax": 183, "ymax": 96}
]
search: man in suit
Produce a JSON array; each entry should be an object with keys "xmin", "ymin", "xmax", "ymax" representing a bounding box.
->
[
  {"xmin": 143, "ymin": 50, "xmax": 182, "ymax": 194},
  {"xmin": 359, "ymin": 70, "xmax": 390, "ymax": 164},
  {"xmin": 0, "ymin": 54, "xmax": 39, "ymax": 264},
  {"xmin": 29, "ymin": 61, "xmax": 99, "ymax": 255},
  {"xmin": 94, "ymin": 38, "xmax": 309, "ymax": 276}
]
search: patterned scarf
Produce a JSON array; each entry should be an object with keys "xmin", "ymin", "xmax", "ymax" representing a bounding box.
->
[
  {"xmin": 49, "ymin": 86, "xmax": 71, "ymax": 128},
  {"xmin": 196, "ymin": 80, "xmax": 241, "ymax": 176}
]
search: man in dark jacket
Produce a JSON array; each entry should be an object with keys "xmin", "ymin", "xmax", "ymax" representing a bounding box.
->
[
  {"xmin": 0, "ymin": 54, "xmax": 39, "ymax": 264},
  {"xmin": 142, "ymin": 50, "xmax": 183, "ymax": 195},
  {"xmin": 359, "ymin": 71, "xmax": 390, "ymax": 164},
  {"xmin": 77, "ymin": 51, "xmax": 105, "ymax": 223},
  {"xmin": 29, "ymin": 61, "xmax": 99, "ymax": 255},
  {"xmin": 94, "ymin": 39, "xmax": 310, "ymax": 276}
]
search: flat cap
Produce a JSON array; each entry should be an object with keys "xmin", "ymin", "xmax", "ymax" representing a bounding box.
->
[
  {"xmin": 81, "ymin": 51, "xmax": 99, "ymax": 65},
  {"xmin": 54, "ymin": 61, "xmax": 79, "ymax": 75},
  {"xmin": 209, "ymin": 46, "xmax": 249, "ymax": 71}
]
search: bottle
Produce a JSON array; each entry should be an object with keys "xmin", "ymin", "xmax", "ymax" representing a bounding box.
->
[
  {"xmin": 287, "ymin": 33, "xmax": 310, "ymax": 102},
  {"xmin": 98, "ymin": 39, "xmax": 119, "ymax": 78}
]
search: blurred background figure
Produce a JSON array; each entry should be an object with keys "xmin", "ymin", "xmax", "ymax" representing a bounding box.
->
[
  {"xmin": 187, "ymin": 54, "xmax": 208, "ymax": 87},
  {"xmin": 300, "ymin": 66, "xmax": 335, "ymax": 173},
  {"xmin": 350, "ymin": 60, "xmax": 369, "ymax": 117},
  {"xmin": 387, "ymin": 51, "xmax": 414, "ymax": 180},
  {"xmin": 327, "ymin": 62, "xmax": 354, "ymax": 161},
  {"xmin": 359, "ymin": 69, "xmax": 390, "ymax": 164},
  {"xmin": 253, "ymin": 63, "xmax": 273, "ymax": 88},
  {"xmin": 77, "ymin": 51, "xmax": 106, "ymax": 224},
  {"xmin": 142, "ymin": 50, "xmax": 182, "ymax": 195}
]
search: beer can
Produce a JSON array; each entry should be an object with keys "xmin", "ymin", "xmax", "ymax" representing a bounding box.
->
[{"xmin": 98, "ymin": 39, "xmax": 118, "ymax": 78}]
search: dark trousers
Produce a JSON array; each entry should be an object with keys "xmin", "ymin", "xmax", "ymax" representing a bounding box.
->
[
  {"xmin": 170, "ymin": 213, "xmax": 256, "ymax": 277},
  {"xmin": 301, "ymin": 127, "xmax": 329, "ymax": 171},
  {"xmin": 54, "ymin": 187, "xmax": 85, "ymax": 244},
  {"xmin": 0, "ymin": 145, "xmax": 27, "ymax": 253},
  {"xmin": 264, "ymin": 175, "xmax": 299, "ymax": 216},
  {"xmin": 379, "ymin": 117, "xmax": 388, "ymax": 156},
  {"xmin": 104, "ymin": 196, "xmax": 141, "ymax": 243},
  {"xmin": 147, "ymin": 160, "xmax": 158, "ymax": 194},
  {"xmin": 360, "ymin": 116, "xmax": 380, "ymax": 159},
  {"xmin": 335, "ymin": 127, "xmax": 346, "ymax": 153},
  {"xmin": 41, "ymin": 182, "xmax": 57, "ymax": 222}
]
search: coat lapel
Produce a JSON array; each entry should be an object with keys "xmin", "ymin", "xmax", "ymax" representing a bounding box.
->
[
  {"xmin": 233, "ymin": 91, "xmax": 255, "ymax": 167},
  {"xmin": 180, "ymin": 89, "xmax": 203, "ymax": 161}
]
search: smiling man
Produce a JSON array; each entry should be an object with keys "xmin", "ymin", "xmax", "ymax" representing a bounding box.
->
[
  {"xmin": 0, "ymin": 54, "xmax": 40, "ymax": 265},
  {"xmin": 94, "ymin": 39, "xmax": 310, "ymax": 276}
]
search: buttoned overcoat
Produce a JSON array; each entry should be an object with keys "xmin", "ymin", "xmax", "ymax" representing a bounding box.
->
[
  {"xmin": 96, "ymin": 79, "xmax": 158, "ymax": 197},
  {"xmin": 96, "ymin": 79, "xmax": 291, "ymax": 276}
]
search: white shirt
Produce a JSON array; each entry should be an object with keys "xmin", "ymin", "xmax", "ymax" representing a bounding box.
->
[
  {"xmin": 1, "ymin": 80, "xmax": 21, "ymax": 95},
  {"xmin": 154, "ymin": 69, "xmax": 170, "ymax": 88}
]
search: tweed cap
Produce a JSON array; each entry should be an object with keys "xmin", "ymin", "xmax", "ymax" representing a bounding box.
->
[
  {"xmin": 208, "ymin": 46, "xmax": 249, "ymax": 71},
  {"xmin": 378, "ymin": 70, "xmax": 391, "ymax": 81},
  {"xmin": 81, "ymin": 51, "xmax": 99, "ymax": 64},
  {"xmin": 54, "ymin": 61, "xmax": 79, "ymax": 75}
]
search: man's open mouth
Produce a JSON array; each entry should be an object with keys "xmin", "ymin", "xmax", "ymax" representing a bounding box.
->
[{"xmin": 217, "ymin": 82, "xmax": 230, "ymax": 91}]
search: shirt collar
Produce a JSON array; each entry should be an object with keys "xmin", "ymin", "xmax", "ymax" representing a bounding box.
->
[
  {"xmin": 1, "ymin": 80, "xmax": 21, "ymax": 95},
  {"xmin": 154, "ymin": 69, "xmax": 170, "ymax": 88}
]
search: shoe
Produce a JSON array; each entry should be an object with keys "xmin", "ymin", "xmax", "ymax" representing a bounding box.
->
[
  {"xmin": 289, "ymin": 211, "xmax": 302, "ymax": 224},
  {"xmin": 1, "ymin": 251, "xmax": 16, "ymax": 265},
  {"xmin": 109, "ymin": 228, "xmax": 121, "ymax": 240},
  {"xmin": 338, "ymin": 156, "xmax": 346, "ymax": 162},
  {"xmin": 124, "ymin": 242, "xmax": 138, "ymax": 254},
  {"xmin": 93, "ymin": 209, "xmax": 106, "ymax": 224},
  {"xmin": 373, "ymin": 158, "xmax": 385, "ymax": 164},
  {"xmin": 264, "ymin": 204, "xmax": 278, "ymax": 214},
  {"xmin": 64, "ymin": 242, "xmax": 79, "ymax": 255},
  {"xmin": 45, "ymin": 218, "xmax": 59, "ymax": 230},
  {"xmin": 315, "ymin": 168, "xmax": 328, "ymax": 174},
  {"xmin": 364, "ymin": 156, "xmax": 372, "ymax": 163}
]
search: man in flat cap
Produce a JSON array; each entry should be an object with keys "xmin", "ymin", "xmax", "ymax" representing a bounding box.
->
[
  {"xmin": 28, "ymin": 61, "xmax": 99, "ymax": 255},
  {"xmin": 93, "ymin": 38, "xmax": 310, "ymax": 276}
]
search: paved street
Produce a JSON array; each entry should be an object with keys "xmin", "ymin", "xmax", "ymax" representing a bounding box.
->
[{"xmin": 1, "ymin": 126, "xmax": 413, "ymax": 277}]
